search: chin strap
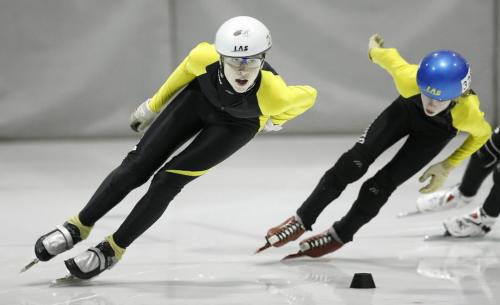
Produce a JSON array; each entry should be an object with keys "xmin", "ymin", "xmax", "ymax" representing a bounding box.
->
[{"xmin": 217, "ymin": 61, "xmax": 236, "ymax": 94}]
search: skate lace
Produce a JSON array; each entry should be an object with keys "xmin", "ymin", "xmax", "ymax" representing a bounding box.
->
[
  {"xmin": 276, "ymin": 220, "xmax": 304, "ymax": 241},
  {"xmin": 305, "ymin": 234, "xmax": 332, "ymax": 249}
]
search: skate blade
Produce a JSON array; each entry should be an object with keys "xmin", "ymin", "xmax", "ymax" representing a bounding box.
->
[
  {"xmin": 281, "ymin": 251, "xmax": 307, "ymax": 260},
  {"xmin": 397, "ymin": 210, "xmax": 422, "ymax": 218},
  {"xmin": 50, "ymin": 274, "xmax": 84, "ymax": 287},
  {"xmin": 20, "ymin": 258, "xmax": 40, "ymax": 273},
  {"xmin": 424, "ymin": 231, "xmax": 452, "ymax": 241},
  {"xmin": 255, "ymin": 242, "xmax": 271, "ymax": 254}
]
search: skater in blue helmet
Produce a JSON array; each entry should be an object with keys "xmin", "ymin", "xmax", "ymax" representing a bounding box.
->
[{"xmin": 257, "ymin": 34, "xmax": 491, "ymax": 259}]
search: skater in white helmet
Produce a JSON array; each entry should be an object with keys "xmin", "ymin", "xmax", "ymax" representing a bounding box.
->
[
  {"xmin": 256, "ymin": 34, "xmax": 491, "ymax": 259},
  {"xmin": 417, "ymin": 126, "xmax": 500, "ymax": 237},
  {"xmin": 26, "ymin": 16, "xmax": 316, "ymax": 280}
]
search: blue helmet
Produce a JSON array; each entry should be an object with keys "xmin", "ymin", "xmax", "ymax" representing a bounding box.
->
[{"xmin": 416, "ymin": 50, "xmax": 471, "ymax": 101}]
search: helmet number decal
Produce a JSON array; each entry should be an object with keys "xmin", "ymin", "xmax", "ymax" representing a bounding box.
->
[{"xmin": 461, "ymin": 69, "xmax": 471, "ymax": 93}]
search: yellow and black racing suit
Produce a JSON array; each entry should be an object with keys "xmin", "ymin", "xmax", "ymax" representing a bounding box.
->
[
  {"xmin": 296, "ymin": 47, "xmax": 491, "ymax": 243},
  {"xmin": 78, "ymin": 42, "xmax": 317, "ymax": 247}
]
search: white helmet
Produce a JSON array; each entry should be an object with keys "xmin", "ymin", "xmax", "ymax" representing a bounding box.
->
[{"xmin": 215, "ymin": 16, "xmax": 272, "ymax": 57}]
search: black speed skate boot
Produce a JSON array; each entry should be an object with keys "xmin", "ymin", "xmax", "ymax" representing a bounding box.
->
[
  {"xmin": 64, "ymin": 236, "xmax": 125, "ymax": 280},
  {"xmin": 34, "ymin": 222, "xmax": 81, "ymax": 262},
  {"xmin": 34, "ymin": 216, "xmax": 92, "ymax": 262},
  {"xmin": 22, "ymin": 216, "xmax": 93, "ymax": 273}
]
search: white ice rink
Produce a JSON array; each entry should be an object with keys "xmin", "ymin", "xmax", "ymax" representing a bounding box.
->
[{"xmin": 2, "ymin": 136, "xmax": 500, "ymax": 305}]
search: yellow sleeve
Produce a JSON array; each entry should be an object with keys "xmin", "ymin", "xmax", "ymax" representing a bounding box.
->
[
  {"xmin": 446, "ymin": 94, "xmax": 492, "ymax": 166},
  {"xmin": 257, "ymin": 71, "xmax": 317, "ymax": 125},
  {"xmin": 269, "ymin": 86, "xmax": 317, "ymax": 125},
  {"xmin": 148, "ymin": 42, "xmax": 219, "ymax": 113},
  {"xmin": 370, "ymin": 48, "xmax": 420, "ymax": 98}
]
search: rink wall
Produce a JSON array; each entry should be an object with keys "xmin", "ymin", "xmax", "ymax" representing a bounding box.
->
[{"xmin": 0, "ymin": 0, "xmax": 498, "ymax": 139}]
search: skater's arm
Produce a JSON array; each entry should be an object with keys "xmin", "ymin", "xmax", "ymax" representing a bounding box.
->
[
  {"xmin": 267, "ymin": 85, "xmax": 317, "ymax": 126},
  {"xmin": 370, "ymin": 47, "xmax": 420, "ymax": 99},
  {"xmin": 257, "ymin": 71, "xmax": 317, "ymax": 126},
  {"xmin": 447, "ymin": 95, "xmax": 492, "ymax": 166},
  {"xmin": 149, "ymin": 42, "xmax": 219, "ymax": 113}
]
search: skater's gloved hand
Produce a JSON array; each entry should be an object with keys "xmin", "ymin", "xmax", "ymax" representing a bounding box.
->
[
  {"xmin": 263, "ymin": 119, "xmax": 283, "ymax": 132},
  {"xmin": 129, "ymin": 99, "xmax": 158, "ymax": 132},
  {"xmin": 419, "ymin": 160, "xmax": 455, "ymax": 194},
  {"xmin": 368, "ymin": 34, "xmax": 384, "ymax": 60}
]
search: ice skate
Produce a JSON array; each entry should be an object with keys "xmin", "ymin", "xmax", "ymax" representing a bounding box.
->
[
  {"xmin": 255, "ymin": 215, "xmax": 306, "ymax": 254},
  {"xmin": 282, "ymin": 227, "xmax": 343, "ymax": 260},
  {"xmin": 50, "ymin": 274, "xmax": 84, "ymax": 286},
  {"xmin": 63, "ymin": 236, "xmax": 124, "ymax": 280},
  {"xmin": 423, "ymin": 231, "xmax": 452, "ymax": 241},
  {"xmin": 22, "ymin": 217, "xmax": 91, "ymax": 273},
  {"xmin": 443, "ymin": 208, "xmax": 496, "ymax": 238},
  {"xmin": 416, "ymin": 184, "xmax": 473, "ymax": 213}
]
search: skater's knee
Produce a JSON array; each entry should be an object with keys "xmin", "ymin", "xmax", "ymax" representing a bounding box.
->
[
  {"xmin": 326, "ymin": 148, "xmax": 370, "ymax": 184},
  {"xmin": 475, "ymin": 141, "xmax": 500, "ymax": 168},
  {"xmin": 112, "ymin": 166, "xmax": 150, "ymax": 189},
  {"xmin": 355, "ymin": 175, "xmax": 395, "ymax": 216},
  {"xmin": 116, "ymin": 151, "xmax": 156, "ymax": 186},
  {"xmin": 151, "ymin": 170, "xmax": 199, "ymax": 190}
]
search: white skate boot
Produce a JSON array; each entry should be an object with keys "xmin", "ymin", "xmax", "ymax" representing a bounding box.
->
[
  {"xmin": 443, "ymin": 208, "xmax": 497, "ymax": 237},
  {"xmin": 416, "ymin": 184, "xmax": 474, "ymax": 213},
  {"xmin": 62, "ymin": 236, "xmax": 124, "ymax": 281}
]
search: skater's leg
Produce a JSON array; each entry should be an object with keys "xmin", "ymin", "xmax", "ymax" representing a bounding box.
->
[
  {"xmin": 63, "ymin": 115, "xmax": 258, "ymax": 280},
  {"xmin": 297, "ymin": 98, "xmax": 410, "ymax": 229},
  {"xmin": 280, "ymin": 131, "xmax": 454, "ymax": 259},
  {"xmin": 31, "ymin": 88, "xmax": 204, "ymax": 266},
  {"xmin": 482, "ymin": 166, "xmax": 500, "ymax": 217},
  {"xmin": 78, "ymin": 88, "xmax": 204, "ymax": 226},
  {"xmin": 334, "ymin": 132, "xmax": 454, "ymax": 243},
  {"xmin": 113, "ymin": 120, "xmax": 258, "ymax": 248},
  {"xmin": 261, "ymin": 99, "xmax": 410, "ymax": 252},
  {"xmin": 459, "ymin": 126, "xmax": 500, "ymax": 196}
]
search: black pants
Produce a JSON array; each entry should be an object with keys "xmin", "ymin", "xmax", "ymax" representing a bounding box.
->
[
  {"xmin": 297, "ymin": 96, "xmax": 456, "ymax": 243},
  {"xmin": 459, "ymin": 126, "xmax": 500, "ymax": 217},
  {"xmin": 78, "ymin": 82, "xmax": 259, "ymax": 248}
]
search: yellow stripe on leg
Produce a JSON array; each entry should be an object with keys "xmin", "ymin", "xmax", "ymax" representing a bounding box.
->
[
  {"xmin": 165, "ymin": 169, "xmax": 208, "ymax": 176},
  {"xmin": 67, "ymin": 215, "xmax": 93, "ymax": 240}
]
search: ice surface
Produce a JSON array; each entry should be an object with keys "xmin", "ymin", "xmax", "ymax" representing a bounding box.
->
[{"xmin": 1, "ymin": 136, "xmax": 499, "ymax": 305}]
